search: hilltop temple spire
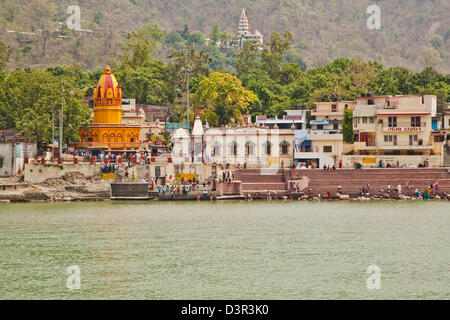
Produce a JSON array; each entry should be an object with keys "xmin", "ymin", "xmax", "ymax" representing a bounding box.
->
[{"xmin": 237, "ymin": 8, "xmax": 263, "ymax": 45}]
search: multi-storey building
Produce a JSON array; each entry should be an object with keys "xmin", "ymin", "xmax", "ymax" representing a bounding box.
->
[
  {"xmin": 294, "ymin": 133, "xmax": 344, "ymax": 169},
  {"xmin": 77, "ymin": 65, "xmax": 141, "ymax": 152},
  {"xmin": 237, "ymin": 9, "xmax": 263, "ymax": 46},
  {"xmin": 443, "ymin": 104, "xmax": 450, "ymax": 147},
  {"xmin": 353, "ymin": 95, "xmax": 439, "ymax": 159},
  {"xmin": 172, "ymin": 114, "xmax": 295, "ymax": 168},
  {"xmin": 310, "ymin": 101, "xmax": 356, "ymax": 134},
  {"xmin": 255, "ymin": 109, "xmax": 308, "ymax": 130}
]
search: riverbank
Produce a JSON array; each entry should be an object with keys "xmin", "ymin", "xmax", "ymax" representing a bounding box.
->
[
  {"xmin": 0, "ymin": 173, "xmax": 110, "ymax": 203},
  {"xmin": 2, "ymin": 168, "xmax": 450, "ymax": 203}
]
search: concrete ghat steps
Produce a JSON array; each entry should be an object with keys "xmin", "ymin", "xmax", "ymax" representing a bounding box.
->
[
  {"xmin": 239, "ymin": 173, "xmax": 285, "ymax": 182},
  {"xmin": 291, "ymin": 168, "xmax": 450, "ymax": 195},
  {"xmin": 234, "ymin": 168, "xmax": 450, "ymax": 196},
  {"xmin": 241, "ymin": 183, "xmax": 288, "ymax": 191}
]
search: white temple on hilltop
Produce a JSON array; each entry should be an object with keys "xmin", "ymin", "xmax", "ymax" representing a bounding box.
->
[{"xmin": 238, "ymin": 9, "xmax": 263, "ymax": 45}]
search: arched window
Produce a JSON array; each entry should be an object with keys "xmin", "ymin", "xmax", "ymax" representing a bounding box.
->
[
  {"xmin": 263, "ymin": 140, "xmax": 272, "ymax": 155},
  {"xmin": 245, "ymin": 141, "xmax": 255, "ymax": 155},
  {"xmin": 280, "ymin": 140, "xmax": 290, "ymax": 155},
  {"xmin": 212, "ymin": 141, "xmax": 221, "ymax": 156},
  {"xmin": 102, "ymin": 133, "xmax": 108, "ymax": 143},
  {"xmin": 110, "ymin": 133, "xmax": 115, "ymax": 143},
  {"xmin": 117, "ymin": 134, "xmax": 123, "ymax": 143},
  {"xmin": 229, "ymin": 141, "xmax": 238, "ymax": 155}
]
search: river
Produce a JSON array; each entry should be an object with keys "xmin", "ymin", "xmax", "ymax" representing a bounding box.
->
[{"xmin": 0, "ymin": 200, "xmax": 449, "ymax": 299}]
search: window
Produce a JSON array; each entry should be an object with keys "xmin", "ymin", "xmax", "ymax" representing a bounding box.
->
[
  {"xmin": 323, "ymin": 146, "xmax": 332, "ymax": 153},
  {"xmin": 384, "ymin": 135, "xmax": 397, "ymax": 145},
  {"xmin": 0, "ymin": 156, "xmax": 3, "ymax": 168},
  {"xmin": 333, "ymin": 123, "xmax": 339, "ymax": 130},
  {"xmin": 368, "ymin": 99, "xmax": 374, "ymax": 105},
  {"xmin": 411, "ymin": 116, "xmax": 421, "ymax": 127},
  {"xmin": 213, "ymin": 142, "xmax": 221, "ymax": 156},
  {"xmin": 280, "ymin": 141, "xmax": 290, "ymax": 155},
  {"xmin": 230, "ymin": 142, "xmax": 237, "ymax": 155},
  {"xmin": 317, "ymin": 125, "xmax": 323, "ymax": 130},
  {"xmin": 264, "ymin": 141, "xmax": 271, "ymax": 155},
  {"xmin": 369, "ymin": 117, "xmax": 374, "ymax": 124},
  {"xmin": 362, "ymin": 117, "xmax": 368, "ymax": 124},
  {"xmin": 409, "ymin": 135, "xmax": 418, "ymax": 145},
  {"xmin": 245, "ymin": 141, "xmax": 255, "ymax": 155},
  {"xmin": 388, "ymin": 117, "xmax": 397, "ymax": 128},
  {"xmin": 344, "ymin": 104, "xmax": 348, "ymax": 110},
  {"xmin": 331, "ymin": 104, "xmax": 337, "ymax": 112},
  {"xmin": 130, "ymin": 138, "xmax": 134, "ymax": 142},
  {"xmin": 155, "ymin": 166, "xmax": 161, "ymax": 177}
]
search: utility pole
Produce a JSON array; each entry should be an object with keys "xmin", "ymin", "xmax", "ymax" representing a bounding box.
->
[
  {"xmin": 183, "ymin": 68, "xmax": 191, "ymax": 162},
  {"xmin": 184, "ymin": 68, "xmax": 191, "ymax": 130},
  {"xmin": 52, "ymin": 108, "xmax": 55, "ymax": 159},
  {"xmin": 59, "ymin": 87, "xmax": 64, "ymax": 156}
]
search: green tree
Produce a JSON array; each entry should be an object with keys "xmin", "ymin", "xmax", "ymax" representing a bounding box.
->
[
  {"xmin": 261, "ymin": 31, "xmax": 293, "ymax": 81},
  {"xmin": 341, "ymin": 108, "xmax": 354, "ymax": 143},
  {"xmin": 236, "ymin": 40, "xmax": 261, "ymax": 77},
  {"xmin": 430, "ymin": 35, "xmax": 444, "ymax": 50},
  {"xmin": 187, "ymin": 31, "xmax": 205, "ymax": 47},
  {"xmin": 193, "ymin": 72, "xmax": 258, "ymax": 126},
  {"xmin": 119, "ymin": 25, "xmax": 162, "ymax": 68},
  {"xmin": 0, "ymin": 69, "xmax": 90, "ymax": 146},
  {"xmin": 116, "ymin": 61, "xmax": 176, "ymax": 105},
  {"xmin": 167, "ymin": 46, "xmax": 211, "ymax": 91},
  {"xmin": 0, "ymin": 41, "xmax": 11, "ymax": 71},
  {"xmin": 210, "ymin": 25, "xmax": 221, "ymax": 43}
]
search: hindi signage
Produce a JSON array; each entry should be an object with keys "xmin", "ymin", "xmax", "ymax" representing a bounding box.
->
[{"xmin": 385, "ymin": 127, "xmax": 423, "ymax": 132}]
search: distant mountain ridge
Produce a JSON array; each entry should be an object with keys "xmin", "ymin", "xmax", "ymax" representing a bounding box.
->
[{"xmin": 1, "ymin": 0, "xmax": 449, "ymax": 73}]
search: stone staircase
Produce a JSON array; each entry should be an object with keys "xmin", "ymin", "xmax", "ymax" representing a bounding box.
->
[
  {"xmin": 234, "ymin": 168, "xmax": 450, "ymax": 197},
  {"xmin": 291, "ymin": 168, "xmax": 450, "ymax": 196},
  {"xmin": 235, "ymin": 169, "xmax": 290, "ymax": 196}
]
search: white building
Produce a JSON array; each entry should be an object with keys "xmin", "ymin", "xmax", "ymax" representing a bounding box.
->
[{"xmin": 255, "ymin": 109, "xmax": 308, "ymax": 130}]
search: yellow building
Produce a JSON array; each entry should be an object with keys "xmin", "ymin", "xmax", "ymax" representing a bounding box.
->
[{"xmin": 77, "ymin": 66, "xmax": 141, "ymax": 152}]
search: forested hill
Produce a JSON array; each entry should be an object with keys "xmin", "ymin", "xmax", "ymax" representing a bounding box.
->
[{"xmin": 1, "ymin": 0, "xmax": 449, "ymax": 73}]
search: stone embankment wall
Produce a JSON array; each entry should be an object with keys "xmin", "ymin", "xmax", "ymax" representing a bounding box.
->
[
  {"xmin": 24, "ymin": 162, "xmax": 217, "ymax": 184},
  {"xmin": 216, "ymin": 182, "xmax": 241, "ymax": 196},
  {"xmin": 341, "ymin": 155, "xmax": 443, "ymax": 168},
  {"xmin": 24, "ymin": 163, "xmax": 102, "ymax": 183}
]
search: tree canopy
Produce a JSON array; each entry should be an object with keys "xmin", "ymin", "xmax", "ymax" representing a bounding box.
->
[{"xmin": 193, "ymin": 72, "xmax": 258, "ymax": 127}]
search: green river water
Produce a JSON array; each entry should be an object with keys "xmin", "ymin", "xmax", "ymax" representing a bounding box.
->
[{"xmin": 0, "ymin": 200, "xmax": 449, "ymax": 299}]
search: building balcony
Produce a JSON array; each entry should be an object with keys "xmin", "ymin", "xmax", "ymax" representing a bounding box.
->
[
  {"xmin": 311, "ymin": 110, "xmax": 343, "ymax": 116},
  {"xmin": 382, "ymin": 121, "xmax": 427, "ymax": 129},
  {"xmin": 378, "ymin": 142, "xmax": 434, "ymax": 150},
  {"xmin": 310, "ymin": 129, "xmax": 341, "ymax": 135}
]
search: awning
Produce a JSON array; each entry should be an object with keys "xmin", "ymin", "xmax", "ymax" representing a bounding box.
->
[{"xmin": 301, "ymin": 140, "xmax": 312, "ymax": 148}]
